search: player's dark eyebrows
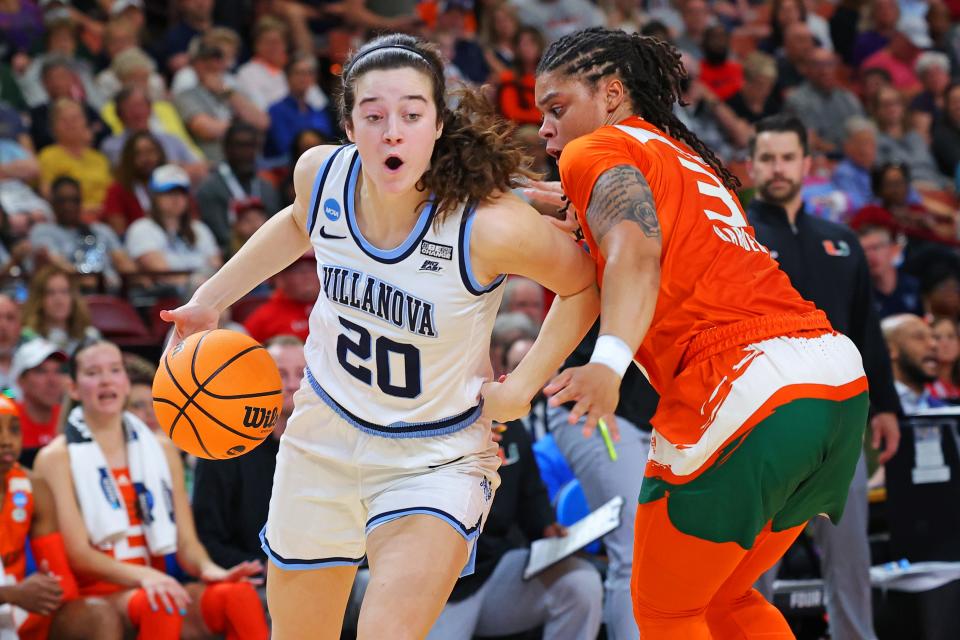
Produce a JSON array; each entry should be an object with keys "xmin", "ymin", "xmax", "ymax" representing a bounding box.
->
[
  {"xmin": 536, "ymin": 91, "xmax": 560, "ymax": 108},
  {"xmin": 358, "ymin": 94, "xmax": 428, "ymax": 106}
]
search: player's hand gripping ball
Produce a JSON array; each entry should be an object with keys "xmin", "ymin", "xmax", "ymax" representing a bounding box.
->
[{"xmin": 153, "ymin": 329, "xmax": 283, "ymax": 459}]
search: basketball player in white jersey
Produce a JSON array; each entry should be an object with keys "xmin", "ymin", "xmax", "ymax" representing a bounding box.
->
[{"xmin": 161, "ymin": 34, "xmax": 601, "ymax": 639}]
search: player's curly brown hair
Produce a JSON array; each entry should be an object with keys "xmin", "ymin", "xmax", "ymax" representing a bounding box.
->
[{"xmin": 338, "ymin": 33, "xmax": 537, "ymax": 223}]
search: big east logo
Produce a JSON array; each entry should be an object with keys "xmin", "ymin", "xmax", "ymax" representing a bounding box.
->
[{"xmin": 242, "ymin": 405, "xmax": 279, "ymax": 429}]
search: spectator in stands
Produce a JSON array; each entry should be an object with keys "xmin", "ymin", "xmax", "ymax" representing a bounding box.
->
[
  {"xmin": 0, "ymin": 111, "xmax": 51, "ymax": 233},
  {"xmin": 29, "ymin": 176, "xmax": 136, "ymax": 291},
  {"xmin": 243, "ymin": 252, "xmax": 318, "ymax": 344},
  {"xmin": 20, "ymin": 264, "xmax": 100, "ymax": 353},
  {"xmin": 192, "ymin": 336, "xmax": 305, "ymax": 603},
  {"xmin": 931, "ymin": 82, "xmax": 960, "ymax": 178},
  {"xmin": 157, "ymin": 0, "xmax": 215, "ymax": 75},
  {"xmin": 428, "ymin": 418, "xmax": 603, "ymax": 640},
  {"xmin": 928, "ymin": 316, "xmax": 960, "ymax": 402},
  {"xmin": 497, "ymin": 26, "xmax": 545, "ymax": 126},
  {"xmin": 478, "ymin": 0, "xmax": 520, "ymax": 76},
  {"xmin": 920, "ymin": 264, "xmax": 960, "ymax": 321},
  {"xmin": 125, "ymin": 164, "xmax": 221, "ymax": 286},
  {"xmin": 861, "ymin": 66, "xmax": 894, "ymax": 110},
  {"xmin": 851, "ymin": 208, "xmax": 924, "ymax": 318},
  {"xmin": 37, "ymin": 99, "xmax": 113, "ymax": 219},
  {"xmin": 786, "ymin": 48, "xmax": 864, "ymax": 154},
  {"xmin": 0, "ymin": 205, "xmax": 35, "ymax": 285},
  {"xmin": 264, "ymin": 53, "xmax": 335, "ymax": 162},
  {"xmin": 236, "ymin": 16, "xmax": 293, "ymax": 112},
  {"xmin": 925, "ymin": 1, "xmax": 960, "ymax": 77},
  {"xmin": 10, "ymin": 339, "xmax": 65, "ymax": 468},
  {"xmin": 122, "ymin": 353, "xmax": 160, "ymax": 433},
  {"xmin": 852, "ymin": 0, "xmax": 901, "ymax": 68},
  {"xmin": 99, "ymin": 86, "xmax": 204, "ymax": 179},
  {"xmin": 726, "ymin": 52, "xmax": 783, "ymax": 125},
  {"xmin": 174, "ymin": 41, "xmax": 269, "ymax": 165},
  {"xmin": 101, "ymin": 130, "xmax": 166, "ymax": 235},
  {"xmin": 872, "ymin": 162, "xmax": 955, "ymax": 244},
  {"xmin": 33, "ymin": 339, "xmax": 269, "ymax": 640},
  {"xmin": 500, "ymin": 276, "xmax": 544, "ymax": 326},
  {"xmin": 170, "ymin": 26, "xmax": 241, "ymax": 97},
  {"xmin": 28, "ymin": 57, "xmax": 109, "ymax": 151},
  {"xmin": 862, "ymin": 30, "xmax": 925, "ymax": 96},
  {"xmin": 490, "ymin": 311, "xmax": 538, "ymax": 380},
  {"xmin": 699, "ymin": 25, "xmax": 743, "ymax": 102},
  {"xmin": 603, "ymin": 0, "xmax": 645, "ymax": 33},
  {"xmin": 909, "ymin": 51, "xmax": 951, "ymax": 140},
  {"xmin": 882, "ymin": 313, "xmax": 944, "ymax": 412},
  {"xmin": 871, "ymin": 85, "xmax": 948, "ymax": 189},
  {"xmin": 775, "ymin": 21, "xmax": 816, "ymax": 94},
  {"xmin": 674, "ymin": 55, "xmax": 751, "ymax": 162},
  {"xmin": 509, "ymin": 0, "xmax": 605, "ymax": 44},
  {"xmin": 277, "ymin": 127, "xmax": 328, "ymax": 207},
  {"xmin": 96, "ymin": 36, "xmax": 167, "ymax": 104},
  {"xmin": 674, "ymin": 0, "xmax": 710, "ymax": 58},
  {"xmin": 229, "ymin": 197, "xmax": 268, "ymax": 259},
  {"xmin": 0, "ymin": 294, "xmax": 22, "ymax": 392},
  {"xmin": 196, "ymin": 123, "xmax": 281, "ymax": 254},
  {"xmin": 0, "ymin": 0, "xmax": 44, "ymax": 63},
  {"xmin": 831, "ymin": 116, "xmax": 880, "ymax": 213}
]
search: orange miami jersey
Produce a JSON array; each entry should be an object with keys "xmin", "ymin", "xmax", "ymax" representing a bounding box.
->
[{"xmin": 559, "ymin": 116, "xmax": 820, "ymax": 394}]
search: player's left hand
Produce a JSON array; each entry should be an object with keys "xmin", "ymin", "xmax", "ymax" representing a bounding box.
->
[
  {"xmin": 545, "ymin": 364, "xmax": 621, "ymax": 439},
  {"xmin": 200, "ymin": 560, "xmax": 264, "ymax": 585},
  {"xmin": 870, "ymin": 412, "xmax": 900, "ymax": 464},
  {"xmin": 481, "ymin": 378, "xmax": 531, "ymax": 423}
]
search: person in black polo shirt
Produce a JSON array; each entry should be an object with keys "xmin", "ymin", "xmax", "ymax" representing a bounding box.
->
[{"xmin": 746, "ymin": 114, "xmax": 901, "ymax": 640}]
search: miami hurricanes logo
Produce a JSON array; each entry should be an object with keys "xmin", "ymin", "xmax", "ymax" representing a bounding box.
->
[{"xmin": 822, "ymin": 240, "xmax": 850, "ymax": 257}]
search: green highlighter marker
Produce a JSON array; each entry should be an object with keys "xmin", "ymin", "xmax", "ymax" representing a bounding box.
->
[{"xmin": 598, "ymin": 418, "xmax": 618, "ymax": 462}]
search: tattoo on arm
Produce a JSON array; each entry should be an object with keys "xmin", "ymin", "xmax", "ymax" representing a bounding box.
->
[{"xmin": 585, "ymin": 165, "xmax": 661, "ymax": 245}]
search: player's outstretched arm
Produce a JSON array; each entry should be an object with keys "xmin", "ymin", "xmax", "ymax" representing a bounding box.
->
[
  {"xmin": 161, "ymin": 145, "xmax": 338, "ymax": 340},
  {"xmin": 545, "ymin": 164, "xmax": 662, "ymax": 434}
]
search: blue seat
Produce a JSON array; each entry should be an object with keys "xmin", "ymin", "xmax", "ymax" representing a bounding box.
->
[
  {"xmin": 554, "ymin": 479, "xmax": 602, "ymax": 554},
  {"xmin": 533, "ymin": 433, "xmax": 575, "ymax": 503}
]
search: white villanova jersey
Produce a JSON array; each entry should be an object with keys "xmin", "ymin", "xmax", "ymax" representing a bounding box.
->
[{"xmin": 302, "ymin": 145, "xmax": 506, "ymax": 438}]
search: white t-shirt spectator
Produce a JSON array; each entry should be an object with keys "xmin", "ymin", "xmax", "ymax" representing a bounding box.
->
[
  {"xmin": 509, "ymin": 0, "xmax": 605, "ymax": 44},
  {"xmin": 125, "ymin": 217, "xmax": 220, "ymax": 272}
]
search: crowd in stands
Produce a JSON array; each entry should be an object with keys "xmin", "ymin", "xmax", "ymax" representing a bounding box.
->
[{"xmin": 2, "ymin": 0, "xmax": 960, "ymax": 638}]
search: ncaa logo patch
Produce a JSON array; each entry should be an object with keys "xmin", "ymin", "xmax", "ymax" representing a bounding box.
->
[{"xmin": 324, "ymin": 198, "xmax": 341, "ymax": 221}]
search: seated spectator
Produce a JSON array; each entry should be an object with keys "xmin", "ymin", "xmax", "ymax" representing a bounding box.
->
[
  {"xmin": 640, "ymin": 18, "xmax": 670, "ymax": 42},
  {"xmin": 760, "ymin": 0, "xmax": 805, "ymax": 54},
  {"xmin": 928, "ymin": 316, "xmax": 960, "ymax": 402},
  {"xmin": 0, "ymin": 113, "xmax": 52, "ymax": 232},
  {"xmin": 427, "ymin": 419, "xmax": 603, "ymax": 640},
  {"xmin": 96, "ymin": 34, "xmax": 167, "ymax": 105},
  {"xmin": 926, "ymin": 0, "xmax": 960, "ymax": 75},
  {"xmin": 10, "ymin": 339, "xmax": 65, "ymax": 468},
  {"xmin": 192, "ymin": 336, "xmax": 305, "ymax": 606},
  {"xmin": 155, "ymin": 0, "xmax": 215, "ymax": 75},
  {"xmin": 277, "ymin": 127, "xmax": 328, "ymax": 207},
  {"xmin": 862, "ymin": 30, "xmax": 925, "ymax": 97},
  {"xmin": 775, "ymin": 21, "xmax": 815, "ymax": 94},
  {"xmin": 170, "ymin": 26, "xmax": 241, "ymax": 97},
  {"xmin": 37, "ymin": 99, "xmax": 113, "ymax": 219},
  {"xmin": 490, "ymin": 311, "xmax": 538, "ymax": 380},
  {"xmin": 264, "ymin": 53, "xmax": 335, "ymax": 163},
  {"xmin": 235, "ymin": 16, "xmax": 293, "ymax": 112},
  {"xmin": 125, "ymin": 165, "xmax": 222, "ymax": 286},
  {"xmin": 909, "ymin": 51, "xmax": 951, "ymax": 141},
  {"xmin": 32, "ymin": 339, "xmax": 270, "ymax": 640},
  {"xmin": 28, "ymin": 57, "xmax": 109, "ymax": 151},
  {"xmin": 881, "ymin": 313, "xmax": 944, "ymax": 411},
  {"xmin": 0, "ymin": 60, "xmax": 27, "ymax": 112},
  {"xmin": 699, "ymin": 24, "xmax": 743, "ymax": 102},
  {"xmin": 0, "ymin": 395, "xmax": 123, "ymax": 639},
  {"xmin": 920, "ymin": 263, "xmax": 960, "ymax": 320},
  {"xmin": 437, "ymin": 1, "xmax": 492, "ymax": 86},
  {"xmin": 122, "ymin": 352, "xmax": 160, "ymax": 433},
  {"xmin": 831, "ymin": 116, "xmax": 880, "ymax": 214},
  {"xmin": 29, "ymin": 176, "xmax": 136, "ymax": 291},
  {"xmin": 0, "ymin": 0, "xmax": 44, "ymax": 64},
  {"xmin": 500, "ymin": 276, "xmax": 544, "ymax": 327},
  {"xmin": 229, "ymin": 197, "xmax": 269, "ymax": 259},
  {"xmin": 604, "ymin": 0, "xmax": 646, "ymax": 33},
  {"xmin": 932, "ymin": 83, "xmax": 960, "ymax": 178},
  {"xmin": 243, "ymin": 252, "xmax": 319, "ymax": 344},
  {"xmin": 852, "ymin": 0, "xmax": 900, "ymax": 68},
  {"xmin": 872, "ymin": 162, "xmax": 954, "ymax": 244},
  {"xmin": 196, "ymin": 123, "xmax": 281, "ymax": 254},
  {"xmin": 509, "ymin": 0, "xmax": 605, "ymax": 44},
  {"xmin": 101, "ymin": 130, "xmax": 166, "ymax": 235},
  {"xmin": 785, "ymin": 48, "xmax": 864, "ymax": 154},
  {"xmin": 497, "ymin": 26, "xmax": 545, "ymax": 126},
  {"xmin": 0, "ymin": 206, "xmax": 34, "ymax": 287},
  {"xmin": 674, "ymin": 56, "xmax": 751, "ymax": 162},
  {"xmin": 174, "ymin": 41, "xmax": 269, "ymax": 165},
  {"xmin": 726, "ymin": 52, "xmax": 783, "ymax": 125},
  {"xmin": 0, "ymin": 294, "xmax": 22, "ymax": 391},
  {"xmin": 20, "ymin": 264, "xmax": 100, "ymax": 353},
  {"xmin": 478, "ymin": 0, "xmax": 521, "ymax": 76},
  {"xmin": 851, "ymin": 208, "xmax": 924, "ymax": 318},
  {"xmin": 93, "ymin": 16, "xmax": 146, "ymax": 101},
  {"xmin": 673, "ymin": 0, "xmax": 710, "ymax": 58},
  {"xmin": 859, "ymin": 66, "xmax": 894, "ymax": 113},
  {"xmin": 99, "ymin": 86, "xmax": 205, "ymax": 178},
  {"xmin": 871, "ymin": 85, "xmax": 949, "ymax": 189}
]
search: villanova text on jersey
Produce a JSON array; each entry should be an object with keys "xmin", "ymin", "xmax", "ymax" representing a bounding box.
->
[{"xmin": 322, "ymin": 264, "xmax": 438, "ymax": 338}]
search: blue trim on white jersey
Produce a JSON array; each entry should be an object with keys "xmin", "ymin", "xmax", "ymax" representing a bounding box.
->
[
  {"xmin": 343, "ymin": 150, "xmax": 435, "ymax": 264},
  {"xmin": 306, "ymin": 145, "xmax": 350, "ymax": 236},
  {"xmin": 366, "ymin": 507, "xmax": 482, "ymax": 577},
  {"xmin": 458, "ymin": 203, "xmax": 506, "ymax": 296},
  {"xmin": 305, "ymin": 367, "xmax": 481, "ymax": 438},
  {"xmin": 260, "ymin": 527, "xmax": 364, "ymax": 570}
]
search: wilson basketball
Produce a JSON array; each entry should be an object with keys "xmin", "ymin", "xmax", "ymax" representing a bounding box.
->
[{"xmin": 152, "ymin": 329, "xmax": 283, "ymax": 460}]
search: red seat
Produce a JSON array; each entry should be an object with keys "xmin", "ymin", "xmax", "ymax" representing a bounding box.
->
[{"xmin": 86, "ymin": 295, "xmax": 155, "ymax": 347}]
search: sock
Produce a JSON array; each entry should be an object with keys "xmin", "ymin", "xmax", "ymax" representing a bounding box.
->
[
  {"xmin": 200, "ymin": 582, "xmax": 269, "ymax": 640},
  {"xmin": 127, "ymin": 588, "xmax": 184, "ymax": 640},
  {"xmin": 30, "ymin": 532, "xmax": 79, "ymax": 600}
]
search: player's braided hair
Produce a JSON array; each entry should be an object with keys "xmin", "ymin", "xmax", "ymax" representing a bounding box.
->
[{"xmin": 537, "ymin": 27, "xmax": 740, "ymax": 191}]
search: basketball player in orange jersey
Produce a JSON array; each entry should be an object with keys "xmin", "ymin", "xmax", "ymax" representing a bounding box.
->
[
  {"xmin": 482, "ymin": 28, "xmax": 871, "ymax": 638},
  {"xmin": 0, "ymin": 395, "xmax": 121, "ymax": 640},
  {"xmin": 32, "ymin": 340, "xmax": 270, "ymax": 640}
]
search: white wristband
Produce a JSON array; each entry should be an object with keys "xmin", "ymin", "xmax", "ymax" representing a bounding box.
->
[{"xmin": 589, "ymin": 335, "xmax": 634, "ymax": 378}]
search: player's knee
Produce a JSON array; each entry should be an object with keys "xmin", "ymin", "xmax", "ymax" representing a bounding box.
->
[{"xmin": 50, "ymin": 597, "xmax": 124, "ymax": 640}]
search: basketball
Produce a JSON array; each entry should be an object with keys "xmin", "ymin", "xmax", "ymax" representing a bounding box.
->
[{"xmin": 152, "ymin": 329, "xmax": 283, "ymax": 460}]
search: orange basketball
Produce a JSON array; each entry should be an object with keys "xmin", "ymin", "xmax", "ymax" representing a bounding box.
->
[{"xmin": 152, "ymin": 329, "xmax": 282, "ymax": 460}]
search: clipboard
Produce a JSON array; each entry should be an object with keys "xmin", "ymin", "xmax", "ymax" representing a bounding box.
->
[{"xmin": 523, "ymin": 495, "xmax": 624, "ymax": 580}]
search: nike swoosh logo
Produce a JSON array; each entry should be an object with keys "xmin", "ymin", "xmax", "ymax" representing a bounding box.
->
[{"xmin": 319, "ymin": 226, "xmax": 346, "ymax": 240}]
